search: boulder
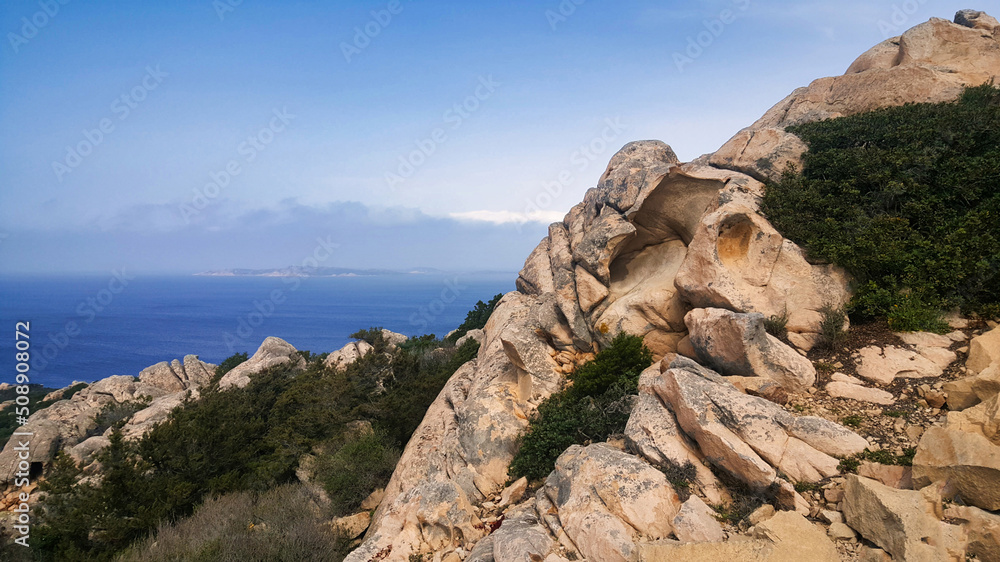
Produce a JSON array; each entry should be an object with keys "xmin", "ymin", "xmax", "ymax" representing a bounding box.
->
[
  {"xmin": 912, "ymin": 426, "xmax": 1000, "ymax": 510},
  {"xmin": 842, "ymin": 475, "xmax": 966, "ymax": 561},
  {"xmin": 855, "ymin": 345, "xmax": 942, "ymax": 385},
  {"xmin": 672, "ymin": 495, "xmax": 725, "ymax": 544},
  {"xmin": 323, "ymin": 340, "xmax": 374, "ymax": 372},
  {"xmin": 968, "ymin": 325, "xmax": 1000, "ymax": 373},
  {"xmin": 825, "ymin": 381, "xmax": 895, "ymax": 405},
  {"xmin": 219, "ymin": 337, "xmax": 306, "ymax": 390},
  {"xmin": 332, "ymin": 511, "xmax": 371, "ymax": 540},
  {"xmin": 67, "ymin": 435, "xmax": 110, "ymax": 466},
  {"xmin": 674, "ymin": 203, "xmax": 850, "ymax": 342},
  {"xmin": 685, "ymin": 308, "xmax": 816, "ymax": 392},
  {"xmin": 625, "ymin": 364, "xmax": 729, "ymax": 504},
  {"xmin": 954, "ymin": 9, "xmax": 1000, "ymax": 31},
  {"xmin": 857, "ymin": 462, "xmax": 913, "ymax": 490},
  {"xmin": 944, "ymin": 365, "xmax": 1000, "ymax": 410},
  {"xmin": 946, "ymin": 393, "xmax": 1000, "ymax": 442},
  {"xmin": 639, "ymin": 511, "xmax": 838, "ymax": 561},
  {"xmin": 543, "ymin": 444, "xmax": 682, "ymax": 562},
  {"xmin": 945, "ymin": 505, "xmax": 1000, "ymax": 562},
  {"xmin": 711, "ymin": 16, "xmax": 1000, "ymax": 182},
  {"xmin": 456, "ymin": 328, "xmax": 485, "ymax": 348},
  {"xmin": 138, "ymin": 355, "xmax": 215, "ymax": 393},
  {"xmin": 657, "ymin": 357, "xmax": 867, "ymax": 488},
  {"xmin": 491, "ymin": 501, "xmax": 557, "ymax": 562}
]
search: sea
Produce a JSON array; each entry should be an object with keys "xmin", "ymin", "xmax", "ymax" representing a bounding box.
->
[{"xmin": 0, "ymin": 272, "xmax": 515, "ymax": 389}]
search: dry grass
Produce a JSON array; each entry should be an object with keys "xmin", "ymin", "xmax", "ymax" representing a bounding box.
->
[{"xmin": 119, "ymin": 483, "xmax": 350, "ymax": 562}]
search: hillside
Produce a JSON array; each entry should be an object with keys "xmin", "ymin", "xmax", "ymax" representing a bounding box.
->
[{"xmin": 2, "ymin": 9, "xmax": 1000, "ymax": 562}]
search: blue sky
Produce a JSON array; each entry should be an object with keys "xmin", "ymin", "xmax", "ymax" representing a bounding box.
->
[{"xmin": 0, "ymin": 0, "xmax": 981, "ymax": 273}]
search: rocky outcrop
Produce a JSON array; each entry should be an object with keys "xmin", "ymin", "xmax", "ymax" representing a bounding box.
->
[
  {"xmin": 684, "ymin": 308, "xmax": 816, "ymax": 392},
  {"xmin": 0, "ymin": 355, "xmax": 215, "ymax": 484},
  {"xmin": 640, "ymin": 511, "xmax": 839, "ymax": 561},
  {"xmin": 945, "ymin": 364, "xmax": 1000, "ymax": 410},
  {"xmin": 541, "ymin": 444, "xmax": 681, "ymax": 562},
  {"xmin": 218, "ymin": 336, "xmax": 305, "ymax": 390},
  {"xmin": 323, "ymin": 340, "xmax": 374, "ymax": 371},
  {"xmin": 660, "ymin": 357, "xmax": 867, "ymax": 488},
  {"xmin": 710, "ymin": 14, "xmax": 1000, "ymax": 182},
  {"xmin": 969, "ymin": 325, "xmax": 1000, "ymax": 373},
  {"xmin": 842, "ymin": 475, "xmax": 967, "ymax": 561}
]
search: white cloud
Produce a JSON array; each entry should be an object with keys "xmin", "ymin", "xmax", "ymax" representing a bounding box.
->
[{"xmin": 448, "ymin": 210, "xmax": 566, "ymax": 225}]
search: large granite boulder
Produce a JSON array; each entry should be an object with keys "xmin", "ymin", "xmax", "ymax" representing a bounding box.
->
[
  {"xmin": 218, "ymin": 336, "xmax": 306, "ymax": 390},
  {"xmin": 710, "ymin": 15, "xmax": 1000, "ymax": 182},
  {"xmin": 684, "ymin": 308, "xmax": 816, "ymax": 392}
]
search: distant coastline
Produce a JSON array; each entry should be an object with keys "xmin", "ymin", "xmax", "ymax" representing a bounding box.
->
[{"xmin": 194, "ymin": 267, "xmax": 444, "ymax": 278}]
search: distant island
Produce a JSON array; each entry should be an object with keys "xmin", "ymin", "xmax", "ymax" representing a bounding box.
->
[{"xmin": 194, "ymin": 266, "xmax": 444, "ymax": 277}]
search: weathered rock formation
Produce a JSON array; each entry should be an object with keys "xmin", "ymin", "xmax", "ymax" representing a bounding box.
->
[
  {"xmin": 346, "ymin": 11, "xmax": 1000, "ymax": 560},
  {"xmin": 219, "ymin": 336, "xmax": 306, "ymax": 389}
]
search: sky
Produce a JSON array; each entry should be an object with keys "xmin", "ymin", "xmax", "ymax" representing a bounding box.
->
[{"xmin": 0, "ymin": 0, "xmax": 983, "ymax": 274}]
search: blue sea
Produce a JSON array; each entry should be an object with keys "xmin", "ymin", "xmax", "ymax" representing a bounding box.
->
[{"xmin": 0, "ymin": 273, "xmax": 515, "ymax": 389}]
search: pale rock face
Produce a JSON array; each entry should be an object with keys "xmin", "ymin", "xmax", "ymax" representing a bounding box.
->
[
  {"xmin": 491, "ymin": 501, "xmax": 557, "ymax": 562},
  {"xmin": 711, "ymin": 16, "xmax": 1000, "ymax": 182},
  {"xmin": 139, "ymin": 355, "xmax": 215, "ymax": 393},
  {"xmin": 625, "ymin": 364, "xmax": 729, "ymax": 505},
  {"xmin": 639, "ymin": 511, "xmax": 839, "ymax": 561},
  {"xmin": 348, "ymin": 292, "xmax": 562, "ymax": 561},
  {"xmin": 855, "ymin": 345, "xmax": 943, "ymax": 385},
  {"xmin": 674, "ymin": 203, "xmax": 851, "ymax": 342},
  {"xmin": 912, "ymin": 426, "xmax": 1000, "ymax": 511},
  {"xmin": 945, "ymin": 505, "xmax": 1000, "ymax": 562},
  {"xmin": 672, "ymin": 495, "xmax": 725, "ymax": 544},
  {"xmin": 946, "ymin": 393, "xmax": 1000, "ymax": 442},
  {"xmin": 825, "ymin": 381, "xmax": 895, "ymax": 405},
  {"xmin": 684, "ymin": 308, "xmax": 816, "ymax": 392},
  {"xmin": 67, "ymin": 436, "xmax": 110, "ymax": 466},
  {"xmin": 455, "ymin": 328, "xmax": 485, "ymax": 348},
  {"xmin": 331, "ymin": 512, "xmax": 371, "ymax": 540},
  {"xmin": 658, "ymin": 357, "xmax": 867, "ymax": 488},
  {"xmin": 968, "ymin": 325, "xmax": 1000, "ymax": 373},
  {"xmin": 218, "ymin": 336, "xmax": 306, "ymax": 390},
  {"xmin": 323, "ymin": 340, "xmax": 374, "ymax": 372},
  {"xmin": 842, "ymin": 475, "xmax": 967, "ymax": 562},
  {"xmin": 944, "ymin": 365, "xmax": 1000, "ymax": 410},
  {"xmin": 0, "ymin": 358, "xmax": 215, "ymax": 484},
  {"xmin": 954, "ymin": 9, "xmax": 1000, "ymax": 30},
  {"xmin": 542, "ymin": 443, "xmax": 681, "ymax": 562}
]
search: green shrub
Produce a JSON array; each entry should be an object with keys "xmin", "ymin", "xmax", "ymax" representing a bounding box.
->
[
  {"xmin": 763, "ymin": 312, "xmax": 789, "ymax": 339},
  {"xmin": 569, "ymin": 332, "xmax": 652, "ymax": 399},
  {"xmin": 119, "ymin": 484, "xmax": 348, "ymax": 562},
  {"xmin": 761, "ymin": 85, "xmax": 1000, "ymax": 330},
  {"xmin": 316, "ymin": 428, "xmax": 400, "ymax": 516},
  {"xmin": 88, "ymin": 397, "xmax": 152, "ymax": 437},
  {"xmin": 445, "ymin": 294, "xmax": 503, "ymax": 343},
  {"xmin": 213, "ymin": 352, "xmax": 248, "ymax": 383},
  {"xmin": 509, "ymin": 333, "xmax": 652, "ymax": 481},
  {"xmin": 817, "ymin": 304, "xmax": 847, "ymax": 349}
]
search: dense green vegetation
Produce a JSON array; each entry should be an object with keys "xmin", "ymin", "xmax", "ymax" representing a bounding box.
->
[
  {"xmin": 0, "ymin": 384, "xmax": 78, "ymax": 449},
  {"xmin": 509, "ymin": 332, "xmax": 653, "ymax": 481},
  {"xmin": 17, "ymin": 298, "xmax": 496, "ymax": 561},
  {"xmin": 445, "ymin": 293, "xmax": 503, "ymax": 343},
  {"xmin": 762, "ymin": 84, "xmax": 1000, "ymax": 331}
]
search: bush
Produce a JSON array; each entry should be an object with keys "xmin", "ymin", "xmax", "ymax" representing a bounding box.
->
[
  {"xmin": 88, "ymin": 397, "xmax": 152, "ymax": 437},
  {"xmin": 763, "ymin": 312, "xmax": 789, "ymax": 339},
  {"xmin": 119, "ymin": 484, "xmax": 349, "ymax": 562},
  {"xmin": 212, "ymin": 352, "xmax": 248, "ymax": 384},
  {"xmin": 568, "ymin": 332, "xmax": 652, "ymax": 399},
  {"xmin": 509, "ymin": 333, "xmax": 652, "ymax": 481},
  {"xmin": 817, "ymin": 304, "xmax": 847, "ymax": 349},
  {"xmin": 445, "ymin": 294, "xmax": 503, "ymax": 343},
  {"xmin": 316, "ymin": 428, "xmax": 400, "ymax": 516},
  {"xmin": 762, "ymin": 85, "xmax": 1000, "ymax": 330}
]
